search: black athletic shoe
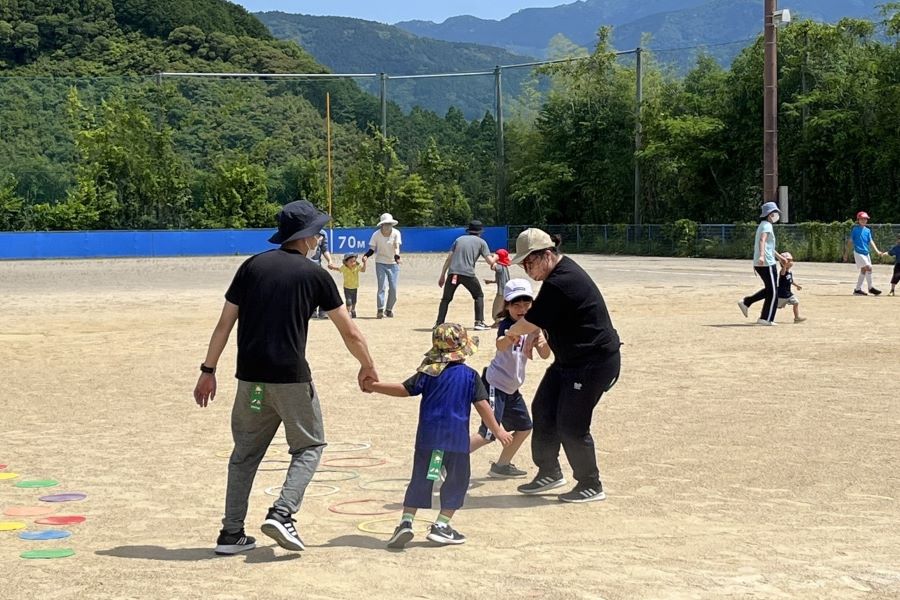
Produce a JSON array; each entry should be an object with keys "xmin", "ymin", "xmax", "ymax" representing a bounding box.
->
[
  {"xmin": 558, "ymin": 482, "xmax": 607, "ymax": 504},
  {"xmin": 351, "ymin": 310, "xmax": 357, "ymax": 318},
  {"xmin": 386, "ymin": 520, "xmax": 414, "ymax": 549},
  {"xmin": 385, "ymin": 309, "xmax": 394, "ymax": 318},
  {"xmin": 426, "ymin": 523, "xmax": 466, "ymax": 545},
  {"xmin": 261, "ymin": 508, "xmax": 305, "ymax": 551},
  {"xmin": 488, "ymin": 462, "xmax": 528, "ymax": 478},
  {"xmin": 214, "ymin": 529, "xmax": 256, "ymax": 555},
  {"xmin": 853, "ymin": 289, "xmax": 868, "ymax": 296},
  {"xmin": 517, "ymin": 471, "xmax": 566, "ymax": 494},
  {"xmin": 377, "ymin": 310, "xmax": 384, "ymax": 319},
  {"xmin": 869, "ymin": 287, "xmax": 882, "ymax": 296}
]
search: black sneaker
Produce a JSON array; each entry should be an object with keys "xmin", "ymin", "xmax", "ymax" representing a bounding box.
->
[
  {"xmin": 351, "ymin": 310, "xmax": 357, "ymax": 318},
  {"xmin": 558, "ymin": 482, "xmax": 607, "ymax": 503},
  {"xmin": 386, "ymin": 520, "xmax": 414, "ymax": 549},
  {"xmin": 517, "ymin": 472, "xmax": 567, "ymax": 494},
  {"xmin": 473, "ymin": 321, "xmax": 490, "ymax": 331},
  {"xmin": 214, "ymin": 528, "xmax": 256, "ymax": 555},
  {"xmin": 377, "ymin": 310, "xmax": 384, "ymax": 319},
  {"xmin": 260, "ymin": 508, "xmax": 305, "ymax": 551},
  {"xmin": 853, "ymin": 289, "xmax": 868, "ymax": 296},
  {"xmin": 385, "ymin": 309, "xmax": 394, "ymax": 318},
  {"xmin": 488, "ymin": 462, "xmax": 528, "ymax": 479},
  {"xmin": 426, "ymin": 522, "xmax": 466, "ymax": 545},
  {"xmin": 869, "ymin": 287, "xmax": 882, "ymax": 296}
]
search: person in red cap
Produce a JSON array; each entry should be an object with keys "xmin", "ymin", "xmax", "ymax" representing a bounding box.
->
[
  {"xmin": 843, "ymin": 211, "xmax": 888, "ymax": 296},
  {"xmin": 484, "ymin": 248, "xmax": 511, "ymax": 327}
]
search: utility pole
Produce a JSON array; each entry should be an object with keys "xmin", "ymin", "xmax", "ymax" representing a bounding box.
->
[
  {"xmin": 634, "ymin": 47, "xmax": 643, "ymax": 225},
  {"xmin": 494, "ymin": 66, "xmax": 505, "ymax": 222},
  {"xmin": 379, "ymin": 73, "xmax": 387, "ymax": 137},
  {"xmin": 763, "ymin": 0, "xmax": 778, "ymax": 204}
]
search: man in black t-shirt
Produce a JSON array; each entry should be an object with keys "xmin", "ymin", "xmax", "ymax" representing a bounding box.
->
[{"xmin": 193, "ymin": 200, "xmax": 378, "ymax": 556}]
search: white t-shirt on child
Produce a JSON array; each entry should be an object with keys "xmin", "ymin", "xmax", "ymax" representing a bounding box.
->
[{"xmin": 368, "ymin": 229, "xmax": 402, "ymax": 264}]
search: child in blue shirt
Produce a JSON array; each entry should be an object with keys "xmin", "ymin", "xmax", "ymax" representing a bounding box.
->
[
  {"xmin": 888, "ymin": 235, "xmax": 900, "ymax": 296},
  {"xmin": 776, "ymin": 253, "xmax": 806, "ymax": 323},
  {"xmin": 844, "ymin": 211, "xmax": 888, "ymax": 296},
  {"xmin": 365, "ymin": 323, "xmax": 511, "ymax": 549}
]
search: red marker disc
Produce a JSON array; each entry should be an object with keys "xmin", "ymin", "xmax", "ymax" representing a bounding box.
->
[{"xmin": 34, "ymin": 516, "xmax": 86, "ymax": 526}]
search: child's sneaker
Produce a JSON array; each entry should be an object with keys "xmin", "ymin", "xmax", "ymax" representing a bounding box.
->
[
  {"xmin": 426, "ymin": 522, "xmax": 466, "ymax": 545},
  {"xmin": 853, "ymin": 289, "xmax": 868, "ymax": 296},
  {"xmin": 794, "ymin": 317, "xmax": 807, "ymax": 323},
  {"xmin": 869, "ymin": 287, "xmax": 882, "ymax": 296},
  {"xmin": 260, "ymin": 508, "xmax": 305, "ymax": 551},
  {"xmin": 557, "ymin": 482, "xmax": 607, "ymax": 503},
  {"xmin": 488, "ymin": 462, "xmax": 528, "ymax": 478},
  {"xmin": 517, "ymin": 471, "xmax": 566, "ymax": 494},
  {"xmin": 214, "ymin": 528, "xmax": 256, "ymax": 555},
  {"xmin": 387, "ymin": 520, "xmax": 414, "ymax": 549},
  {"xmin": 473, "ymin": 321, "xmax": 490, "ymax": 331}
]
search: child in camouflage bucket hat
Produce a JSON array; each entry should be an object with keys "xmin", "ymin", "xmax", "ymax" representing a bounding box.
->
[{"xmin": 364, "ymin": 323, "xmax": 512, "ymax": 548}]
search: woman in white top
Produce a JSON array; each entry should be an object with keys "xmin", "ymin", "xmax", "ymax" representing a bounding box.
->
[{"xmin": 362, "ymin": 213, "xmax": 402, "ymax": 319}]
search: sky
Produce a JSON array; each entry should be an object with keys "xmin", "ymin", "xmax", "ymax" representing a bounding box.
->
[{"xmin": 233, "ymin": 1, "xmax": 567, "ymax": 24}]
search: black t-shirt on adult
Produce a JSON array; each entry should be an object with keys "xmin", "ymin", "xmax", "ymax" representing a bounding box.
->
[
  {"xmin": 525, "ymin": 255, "xmax": 620, "ymax": 366},
  {"xmin": 225, "ymin": 248, "xmax": 343, "ymax": 383}
]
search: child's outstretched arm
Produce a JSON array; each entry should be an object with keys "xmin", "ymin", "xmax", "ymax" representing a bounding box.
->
[
  {"xmin": 359, "ymin": 261, "xmax": 367, "ymax": 273},
  {"xmin": 365, "ymin": 381, "xmax": 409, "ymax": 397},
  {"xmin": 474, "ymin": 400, "xmax": 512, "ymax": 446}
]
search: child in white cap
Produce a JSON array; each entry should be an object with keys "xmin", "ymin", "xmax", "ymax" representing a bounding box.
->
[{"xmin": 470, "ymin": 278, "xmax": 550, "ymax": 478}]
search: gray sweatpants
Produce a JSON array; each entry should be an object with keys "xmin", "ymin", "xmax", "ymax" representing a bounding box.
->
[{"xmin": 222, "ymin": 380, "xmax": 326, "ymax": 533}]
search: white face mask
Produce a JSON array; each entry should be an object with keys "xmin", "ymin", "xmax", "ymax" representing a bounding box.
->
[
  {"xmin": 306, "ymin": 237, "xmax": 320, "ymax": 259},
  {"xmin": 769, "ymin": 213, "xmax": 780, "ymax": 224}
]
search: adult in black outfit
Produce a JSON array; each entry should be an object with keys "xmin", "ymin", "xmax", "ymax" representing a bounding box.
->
[{"xmin": 505, "ymin": 228, "xmax": 621, "ymax": 503}]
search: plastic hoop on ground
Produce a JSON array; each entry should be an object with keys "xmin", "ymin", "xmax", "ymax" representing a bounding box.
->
[
  {"xmin": 357, "ymin": 517, "xmax": 434, "ymax": 535},
  {"xmin": 3, "ymin": 506, "xmax": 57, "ymax": 517},
  {"xmin": 19, "ymin": 529, "xmax": 72, "ymax": 541},
  {"xmin": 321, "ymin": 456, "xmax": 385, "ymax": 469},
  {"xmin": 39, "ymin": 493, "xmax": 87, "ymax": 503},
  {"xmin": 357, "ymin": 478, "xmax": 409, "ymax": 493},
  {"xmin": 328, "ymin": 499, "xmax": 397, "ymax": 516},
  {"xmin": 264, "ymin": 483, "xmax": 339, "ymax": 498},
  {"xmin": 14, "ymin": 479, "xmax": 59, "ymax": 489},
  {"xmin": 0, "ymin": 472, "xmax": 20, "ymax": 480},
  {"xmin": 0, "ymin": 521, "xmax": 27, "ymax": 531},
  {"xmin": 312, "ymin": 469, "xmax": 359, "ymax": 482},
  {"xmin": 215, "ymin": 450, "xmax": 232, "ymax": 458},
  {"xmin": 20, "ymin": 548, "xmax": 75, "ymax": 559},
  {"xmin": 35, "ymin": 516, "xmax": 85, "ymax": 526},
  {"xmin": 323, "ymin": 442, "xmax": 372, "ymax": 453}
]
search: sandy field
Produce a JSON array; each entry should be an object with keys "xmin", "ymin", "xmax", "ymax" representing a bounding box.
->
[{"xmin": 0, "ymin": 253, "xmax": 898, "ymax": 600}]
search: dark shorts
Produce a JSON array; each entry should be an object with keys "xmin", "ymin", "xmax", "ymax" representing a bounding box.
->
[
  {"xmin": 477, "ymin": 379, "xmax": 534, "ymax": 440},
  {"xmin": 892, "ymin": 263, "xmax": 900, "ymax": 285},
  {"xmin": 403, "ymin": 449, "xmax": 470, "ymax": 510},
  {"xmin": 344, "ymin": 287, "xmax": 358, "ymax": 306}
]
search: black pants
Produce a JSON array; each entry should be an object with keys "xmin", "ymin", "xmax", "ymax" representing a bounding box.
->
[
  {"xmin": 436, "ymin": 274, "xmax": 484, "ymax": 324},
  {"xmin": 744, "ymin": 265, "xmax": 779, "ymax": 322},
  {"xmin": 531, "ymin": 352, "xmax": 621, "ymax": 487}
]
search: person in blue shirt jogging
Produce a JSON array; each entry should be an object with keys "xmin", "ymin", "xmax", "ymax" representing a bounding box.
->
[
  {"xmin": 364, "ymin": 323, "xmax": 512, "ymax": 549},
  {"xmin": 843, "ymin": 211, "xmax": 888, "ymax": 296},
  {"xmin": 888, "ymin": 234, "xmax": 900, "ymax": 296}
]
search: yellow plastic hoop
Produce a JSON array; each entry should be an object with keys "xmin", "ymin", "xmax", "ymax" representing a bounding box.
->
[{"xmin": 357, "ymin": 517, "xmax": 434, "ymax": 535}]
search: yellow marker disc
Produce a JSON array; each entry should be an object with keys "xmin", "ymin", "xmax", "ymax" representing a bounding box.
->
[
  {"xmin": 0, "ymin": 472, "xmax": 20, "ymax": 480},
  {"xmin": 0, "ymin": 521, "xmax": 27, "ymax": 531}
]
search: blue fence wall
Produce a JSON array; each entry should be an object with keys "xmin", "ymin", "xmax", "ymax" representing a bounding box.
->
[{"xmin": 0, "ymin": 227, "xmax": 509, "ymax": 260}]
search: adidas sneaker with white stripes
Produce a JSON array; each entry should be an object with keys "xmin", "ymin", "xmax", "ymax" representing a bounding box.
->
[
  {"xmin": 557, "ymin": 483, "xmax": 607, "ymax": 503},
  {"xmin": 517, "ymin": 472, "xmax": 567, "ymax": 494}
]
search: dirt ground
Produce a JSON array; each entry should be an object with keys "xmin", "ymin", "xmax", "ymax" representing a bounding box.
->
[{"xmin": 0, "ymin": 253, "xmax": 898, "ymax": 600}]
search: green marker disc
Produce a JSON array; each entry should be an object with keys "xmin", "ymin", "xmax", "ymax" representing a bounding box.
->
[
  {"xmin": 20, "ymin": 548, "xmax": 75, "ymax": 559},
  {"xmin": 14, "ymin": 479, "xmax": 59, "ymax": 489}
]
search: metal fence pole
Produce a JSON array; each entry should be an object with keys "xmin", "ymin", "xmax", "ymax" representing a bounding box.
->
[{"xmin": 634, "ymin": 47, "xmax": 643, "ymax": 226}]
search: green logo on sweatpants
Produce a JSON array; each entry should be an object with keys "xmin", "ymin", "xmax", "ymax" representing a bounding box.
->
[
  {"xmin": 250, "ymin": 384, "xmax": 264, "ymax": 413},
  {"xmin": 426, "ymin": 449, "xmax": 444, "ymax": 481}
]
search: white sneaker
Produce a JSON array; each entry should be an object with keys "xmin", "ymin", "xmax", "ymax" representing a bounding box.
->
[
  {"xmin": 737, "ymin": 301, "xmax": 749, "ymax": 318},
  {"xmin": 756, "ymin": 319, "xmax": 776, "ymax": 326}
]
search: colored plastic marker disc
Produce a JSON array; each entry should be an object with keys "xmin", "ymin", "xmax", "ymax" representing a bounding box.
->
[
  {"xmin": 20, "ymin": 548, "xmax": 75, "ymax": 559},
  {"xmin": 19, "ymin": 529, "xmax": 71, "ymax": 541},
  {"xmin": 0, "ymin": 521, "xmax": 27, "ymax": 531},
  {"xmin": 34, "ymin": 516, "xmax": 85, "ymax": 526},
  {"xmin": 39, "ymin": 493, "xmax": 87, "ymax": 503},
  {"xmin": 3, "ymin": 506, "xmax": 57, "ymax": 517},
  {"xmin": 14, "ymin": 479, "xmax": 59, "ymax": 489},
  {"xmin": 0, "ymin": 464, "xmax": 7, "ymax": 470},
  {"xmin": 0, "ymin": 472, "xmax": 20, "ymax": 480}
]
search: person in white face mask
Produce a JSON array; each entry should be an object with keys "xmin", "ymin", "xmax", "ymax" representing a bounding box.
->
[{"xmin": 737, "ymin": 202, "xmax": 789, "ymax": 325}]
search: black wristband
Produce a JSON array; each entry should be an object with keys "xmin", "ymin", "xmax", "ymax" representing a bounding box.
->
[
  {"xmin": 363, "ymin": 249, "xmax": 375, "ymax": 258},
  {"xmin": 394, "ymin": 254, "xmax": 401, "ymax": 262},
  {"xmin": 200, "ymin": 363, "xmax": 215, "ymax": 374}
]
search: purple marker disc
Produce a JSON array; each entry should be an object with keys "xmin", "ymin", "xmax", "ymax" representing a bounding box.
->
[{"xmin": 38, "ymin": 492, "xmax": 87, "ymax": 503}]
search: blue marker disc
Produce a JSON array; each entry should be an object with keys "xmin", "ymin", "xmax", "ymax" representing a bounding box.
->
[{"xmin": 18, "ymin": 529, "xmax": 72, "ymax": 541}]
